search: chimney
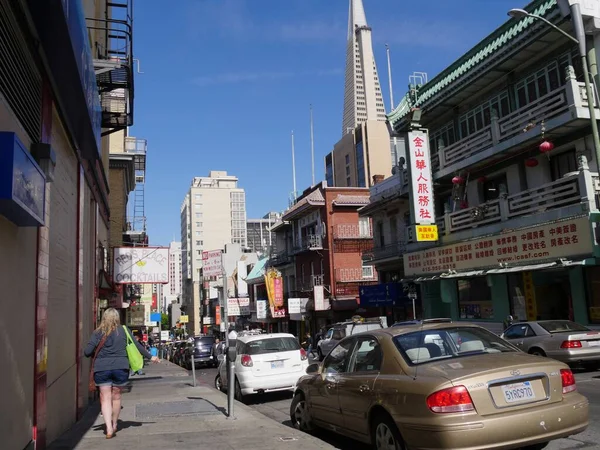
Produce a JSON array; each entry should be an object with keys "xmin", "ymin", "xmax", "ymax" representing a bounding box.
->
[{"xmin": 372, "ymin": 174, "xmax": 385, "ymax": 185}]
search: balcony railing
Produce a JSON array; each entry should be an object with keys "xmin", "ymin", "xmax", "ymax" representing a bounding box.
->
[
  {"xmin": 335, "ymin": 267, "xmax": 378, "ymax": 283},
  {"xmin": 363, "ymin": 241, "xmax": 406, "ymax": 262},
  {"xmin": 433, "ymin": 81, "xmax": 584, "ymax": 173},
  {"xmin": 432, "ymin": 171, "xmax": 594, "ymax": 236},
  {"xmin": 270, "ymin": 251, "xmax": 292, "ymax": 266},
  {"xmin": 294, "ymin": 234, "xmax": 323, "ymax": 252},
  {"xmin": 333, "ymin": 224, "xmax": 373, "ymax": 239}
]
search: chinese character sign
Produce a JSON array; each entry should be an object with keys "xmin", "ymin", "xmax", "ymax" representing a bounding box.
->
[{"xmin": 408, "ymin": 130, "xmax": 435, "ymax": 225}]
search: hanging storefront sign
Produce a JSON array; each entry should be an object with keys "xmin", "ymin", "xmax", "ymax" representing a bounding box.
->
[
  {"xmin": 408, "ymin": 130, "xmax": 436, "ymax": 227},
  {"xmin": 289, "ymin": 298, "xmax": 309, "ymax": 321},
  {"xmin": 359, "ymin": 283, "xmax": 400, "ymax": 307},
  {"xmin": 202, "ymin": 250, "xmax": 223, "ymax": 277},
  {"xmin": 314, "ymin": 285, "xmax": 329, "ymax": 311},
  {"xmin": 227, "ymin": 298, "xmax": 250, "ymax": 316},
  {"xmin": 180, "ymin": 315, "xmax": 189, "ymax": 323},
  {"xmin": 215, "ymin": 305, "xmax": 221, "ymax": 325},
  {"xmin": 265, "ymin": 268, "xmax": 286, "ymax": 318},
  {"xmin": 127, "ymin": 305, "xmax": 145, "ymax": 326},
  {"xmin": 256, "ymin": 300, "xmax": 268, "ymax": 320},
  {"xmin": 113, "ymin": 247, "xmax": 169, "ymax": 284},
  {"xmin": 404, "ymin": 216, "xmax": 593, "ymax": 277},
  {"xmin": 416, "ymin": 225, "xmax": 438, "ymax": 242}
]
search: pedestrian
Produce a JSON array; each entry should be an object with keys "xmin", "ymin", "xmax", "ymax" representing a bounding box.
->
[
  {"xmin": 503, "ymin": 315, "xmax": 514, "ymax": 330},
  {"xmin": 84, "ymin": 308, "xmax": 159, "ymax": 439},
  {"xmin": 302, "ymin": 332, "xmax": 314, "ymax": 358}
]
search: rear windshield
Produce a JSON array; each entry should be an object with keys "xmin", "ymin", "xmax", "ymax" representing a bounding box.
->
[
  {"xmin": 195, "ymin": 337, "xmax": 215, "ymax": 346},
  {"xmin": 538, "ymin": 321, "xmax": 589, "ymax": 334},
  {"xmin": 243, "ymin": 337, "xmax": 300, "ymax": 355},
  {"xmin": 393, "ymin": 327, "xmax": 517, "ymax": 366}
]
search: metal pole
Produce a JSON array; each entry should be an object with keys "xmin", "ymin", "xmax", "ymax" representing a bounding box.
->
[
  {"xmin": 222, "ymin": 258, "xmax": 235, "ymax": 419},
  {"xmin": 570, "ymin": 3, "xmax": 600, "ymax": 164},
  {"xmin": 385, "ymin": 44, "xmax": 395, "ymax": 111},
  {"xmin": 310, "ymin": 105, "xmax": 315, "ymax": 186},
  {"xmin": 291, "ymin": 131, "xmax": 297, "ymax": 200},
  {"xmin": 191, "ymin": 354, "xmax": 196, "ymax": 387},
  {"xmin": 412, "ymin": 299, "xmax": 416, "ymax": 320}
]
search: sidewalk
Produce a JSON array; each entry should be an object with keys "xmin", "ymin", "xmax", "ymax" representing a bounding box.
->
[{"xmin": 49, "ymin": 362, "xmax": 334, "ymax": 450}]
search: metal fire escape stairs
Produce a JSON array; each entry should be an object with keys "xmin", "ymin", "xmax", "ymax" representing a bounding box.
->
[
  {"xmin": 124, "ymin": 137, "xmax": 147, "ymax": 245},
  {"xmin": 87, "ymin": 0, "xmax": 135, "ymax": 136}
]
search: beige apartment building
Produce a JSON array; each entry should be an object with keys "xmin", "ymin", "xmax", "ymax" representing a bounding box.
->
[{"xmin": 180, "ymin": 171, "xmax": 247, "ymax": 334}]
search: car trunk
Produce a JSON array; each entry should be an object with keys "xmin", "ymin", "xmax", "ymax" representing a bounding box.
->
[
  {"xmin": 555, "ymin": 330, "xmax": 600, "ymax": 348},
  {"xmin": 249, "ymin": 349, "xmax": 302, "ymax": 377},
  {"xmin": 418, "ymin": 352, "xmax": 567, "ymax": 416},
  {"xmin": 194, "ymin": 339, "xmax": 214, "ymax": 357}
]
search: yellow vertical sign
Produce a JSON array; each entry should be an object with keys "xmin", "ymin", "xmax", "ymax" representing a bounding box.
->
[{"xmin": 522, "ymin": 272, "xmax": 537, "ymax": 321}]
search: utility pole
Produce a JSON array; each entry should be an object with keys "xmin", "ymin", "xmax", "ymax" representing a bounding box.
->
[
  {"xmin": 220, "ymin": 255, "xmax": 235, "ymax": 419},
  {"xmin": 310, "ymin": 104, "xmax": 315, "ymax": 186},
  {"xmin": 291, "ymin": 130, "xmax": 297, "ymax": 200},
  {"xmin": 385, "ymin": 44, "xmax": 395, "ymax": 111}
]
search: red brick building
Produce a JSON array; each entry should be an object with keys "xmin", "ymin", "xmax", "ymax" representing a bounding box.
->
[{"xmin": 278, "ymin": 182, "xmax": 377, "ymax": 332}]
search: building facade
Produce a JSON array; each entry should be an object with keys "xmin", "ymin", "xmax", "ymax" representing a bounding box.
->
[
  {"xmin": 246, "ymin": 211, "xmax": 281, "ymax": 254},
  {"xmin": 180, "ymin": 171, "xmax": 247, "ymax": 335},
  {"xmin": 342, "ymin": 0, "xmax": 386, "ymax": 134},
  {"xmin": 374, "ymin": 0, "xmax": 600, "ymax": 331},
  {"xmin": 0, "ymin": 0, "xmax": 139, "ymax": 448},
  {"xmin": 163, "ymin": 241, "xmax": 182, "ymax": 311}
]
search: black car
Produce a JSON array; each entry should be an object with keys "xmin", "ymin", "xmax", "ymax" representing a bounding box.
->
[{"xmin": 185, "ymin": 336, "xmax": 217, "ymax": 369}]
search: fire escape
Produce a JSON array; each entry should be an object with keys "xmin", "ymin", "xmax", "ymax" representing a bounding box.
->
[
  {"xmin": 124, "ymin": 136, "xmax": 147, "ymax": 245},
  {"xmin": 87, "ymin": 0, "xmax": 134, "ymax": 136}
]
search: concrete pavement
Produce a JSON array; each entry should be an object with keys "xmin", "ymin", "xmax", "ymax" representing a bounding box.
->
[{"xmin": 48, "ymin": 361, "xmax": 334, "ymax": 450}]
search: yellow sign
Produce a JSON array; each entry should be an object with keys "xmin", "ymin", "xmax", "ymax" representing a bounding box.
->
[
  {"xmin": 522, "ymin": 272, "xmax": 537, "ymax": 321},
  {"xmin": 416, "ymin": 225, "xmax": 438, "ymax": 242},
  {"xmin": 180, "ymin": 315, "xmax": 189, "ymax": 323}
]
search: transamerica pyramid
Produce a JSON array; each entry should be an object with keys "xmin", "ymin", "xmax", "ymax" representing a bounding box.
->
[{"xmin": 341, "ymin": 0, "xmax": 387, "ymax": 136}]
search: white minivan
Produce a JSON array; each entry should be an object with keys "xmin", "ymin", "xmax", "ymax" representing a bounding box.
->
[{"xmin": 215, "ymin": 332, "xmax": 309, "ymax": 402}]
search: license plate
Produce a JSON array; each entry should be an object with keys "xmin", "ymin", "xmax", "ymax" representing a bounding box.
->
[
  {"xmin": 271, "ymin": 360, "xmax": 284, "ymax": 369},
  {"xmin": 502, "ymin": 381, "xmax": 535, "ymax": 403},
  {"xmin": 587, "ymin": 341, "xmax": 600, "ymax": 347}
]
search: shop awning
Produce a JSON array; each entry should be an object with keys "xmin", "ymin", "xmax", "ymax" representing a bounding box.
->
[
  {"xmin": 486, "ymin": 262, "xmax": 557, "ymax": 274},
  {"xmin": 440, "ymin": 270, "xmax": 486, "ymax": 279},
  {"xmin": 245, "ymin": 258, "xmax": 268, "ymax": 285}
]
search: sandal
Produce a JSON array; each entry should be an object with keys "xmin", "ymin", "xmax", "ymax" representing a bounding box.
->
[{"xmin": 106, "ymin": 433, "xmax": 114, "ymax": 439}]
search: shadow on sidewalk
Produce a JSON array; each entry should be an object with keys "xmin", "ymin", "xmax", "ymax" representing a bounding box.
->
[
  {"xmin": 48, "ymin": 403, "xmax": 101, "ymax": 450},
  {"xmin": 92, "ymin": 419, "xmax": 155, "ymax": 433},
  {"xmin": 186, "ymin": 396, "xmax": 227, "ymax": 416}
]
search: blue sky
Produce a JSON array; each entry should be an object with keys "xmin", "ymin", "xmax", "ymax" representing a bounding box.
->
[{"xmin": 131, "ymin": 0, "xmax": 525, "ymax": 246}]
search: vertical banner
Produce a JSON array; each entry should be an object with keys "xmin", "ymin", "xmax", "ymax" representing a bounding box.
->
[
  {"xmin": 408, "ymin": 130, "xmax": 436, "ymax": 226},
  {"xmin": 522, "ymin": 272, "xmax": 538, "ymax": 321},
  {"xmin": 256, "ymin": 300, "xmax": 267, "ymax": 320},
  {"xmin": 314, "ymin": 285, "xmax": 329, "ymax": 311},
  {"xmin": 265, "ymin": 268, "xmax": 286, "ymax": 318},
  {"xmin": 215, "ymin": 304, "xmax": 221, "ymax": 325}
]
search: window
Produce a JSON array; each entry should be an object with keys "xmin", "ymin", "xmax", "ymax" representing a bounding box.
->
[
  {"xmin": 393, "ymin": 327, "xmax": 517, "ymax": 366},
  {"xmin": 345, "ymin": 154, "xmax": 350, "ymax": 165},
  {"xmin": 538, "ymin": 320, "xmax": 589, "ymax": 334},
  {"xmin": 430, "ymin": 122, "xmax": 457, "ymax": 154},
  {"xmin": 550, "ymin": 150, "xmax": 577, "ymax": 181},
  {"xmin": 482, "ymin": 174, "xmax": 507, "ymax": 202},
  {"xmin": 358, "ymin": 217, "xmax": 371, "ymax": 237},
  {"xmin": 345, "ymin": 165, "xmax": 351, "ymax": 176},
  {"xmin": 195, "ymin": 203, "xmax": 202, "ymax": 209},
  {"xmin": 323, "ymin": 339, "xmax": 355, "ymax": 374},
  {"xmin": 350, "ymin": 338, "xmax": 382, "ymax": 372},
  {"xmin": 503, "ymin": 324, "xmax": 536, "ymax": 339},
  {"xmin": 362, "ymin": 265, "xmax": 374, "ymax": 279},
  {"xmin": 195, "ymin": 231, "xmax": 201, "ymax": 237},
  {"xmin": 586, "ymin": 267, "xmax": 600, "ymax": 324},
  {"xmin": 196, "ymin": 222, "xmax": 202, "ymax": 227},
  {"xmin": 346, "ymin": 176, "xmax": 351, "ymax": 186},
  {"xmin": 377, "ymin": 222, "xmax": 385, "ymax": 247},
  {"xmin": 194, "ymin": 194, "xmax": 202, "ymax": 200},
  {"xmin": 195, "ymin": 212, "xmax": 202, "ymax": 219},
  {"xmin": 242, "ymin": 337, "xmax": 300, "ymax": 355},
  {"xmin": 458, "ymin": 277, "xmax": 493, "ymax": 319},
  {"xmin": 508, "ymin": 274, "xmax": 527, "ymax": 321},
  {"xmin": 195, "ymin": 240, "xmax": 201, "ymax": 246},
  {"xmin": 459, "ymin": 91, "xmax": 510, "ymax": 139}
]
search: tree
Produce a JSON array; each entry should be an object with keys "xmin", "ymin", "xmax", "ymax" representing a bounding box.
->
[{"xmin": 161, "ymin": 314, "xmax": 169, "ymax": 331}]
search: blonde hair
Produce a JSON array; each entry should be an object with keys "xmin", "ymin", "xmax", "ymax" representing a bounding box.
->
[{"xmin": 97, "ymin": 308, "xmax": 121, "ymax": 336}]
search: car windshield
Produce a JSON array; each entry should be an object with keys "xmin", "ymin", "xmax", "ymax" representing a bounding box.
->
[
  {"xmin": 244, "ymin": 337, "xmax": 300, "ymax": 355},
  {"xmin": 393, "ymin": 326, "xmax": 518, "ymax": 365},
  {"xmin": 538, "ymin": 321, "xmax": 589, "ymax": 334}
]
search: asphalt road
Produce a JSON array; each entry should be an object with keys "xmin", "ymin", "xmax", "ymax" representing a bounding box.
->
[{"xmin": 189, "ymin": 365, "xmax": 600, "ymax": 450}]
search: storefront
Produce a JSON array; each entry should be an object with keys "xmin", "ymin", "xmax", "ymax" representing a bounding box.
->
[
  {"xmin": 404, "ymin": 215, "xmax": 600, "ymax": 328},
  {"xmin": 358, "ymin": 282, "xmax": 421, "ymax": 326}
]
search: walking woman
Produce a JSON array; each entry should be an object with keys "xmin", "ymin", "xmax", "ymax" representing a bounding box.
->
[{"xmin": 85, "ymin": 308, "xmax": 159, "ymax": 438}]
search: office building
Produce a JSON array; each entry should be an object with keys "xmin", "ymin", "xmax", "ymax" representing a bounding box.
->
[{"xmin": 246, "ymin": 211, "xmax": 281, "ymax": 254}]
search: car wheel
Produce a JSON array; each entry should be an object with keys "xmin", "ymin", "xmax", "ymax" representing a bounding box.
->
[
  {"xmin": 372, "ymin": 414, "xmax": 405, "ymax": 450},
  {"xmin": 215, "ymin": 374, "xmax": 224, "ymax": 392},
  {"xmin": 234, "ymin": 379, "xmax": 245, "ymax": 403},
  {"xmin": 317, "ymin": 348, "xmax": 323, "ymax": 361},
  {"xmin": 529, "ymin": 348, "xmax": 546, "ymax": 357},
  {"xmin": 290, "ymin": 393, "xmax": 314, "ymax": 433}
]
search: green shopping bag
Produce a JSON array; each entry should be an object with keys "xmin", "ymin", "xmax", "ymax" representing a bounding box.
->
[{"xmin": 123, "ymin": 326, "xmax": 144, "ymax": 372}]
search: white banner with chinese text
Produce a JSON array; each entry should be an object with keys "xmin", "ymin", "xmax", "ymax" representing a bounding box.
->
[{"xmin": 408, "ymin": 130, "xmax": 435, "ymax": 225}]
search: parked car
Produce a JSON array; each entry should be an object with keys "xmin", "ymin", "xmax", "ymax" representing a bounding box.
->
[
  {"xmin": 501, "ymin": 320, "xmax": 600, "ymax": 369},
  {"xmin": 291, "ymin": 321, "xmax": 589, "ymax": 450},
  {"xmin": 317, "ymin": 317, "xmax": 386, "ymax": 361},
  {"xmin": 171, "ymin": 341, "xmax": 187, "ymax": 366},
  {"xmin": 184, "ymin": 335, "xmax": 217, "ymax": 369},
  {"xmin": 215, "ymin": 332, "xmax": 309, "ymax": 402}
]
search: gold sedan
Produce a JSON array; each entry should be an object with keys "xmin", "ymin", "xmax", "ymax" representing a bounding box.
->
[{"xmin": 290, "ymin": 321, "xmax": 589, "ymax": 450}]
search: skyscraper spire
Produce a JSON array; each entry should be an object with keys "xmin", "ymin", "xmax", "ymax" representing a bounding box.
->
[{"xmin": 342, "ymin": 0, "xmax": 386, "ymax": 136}]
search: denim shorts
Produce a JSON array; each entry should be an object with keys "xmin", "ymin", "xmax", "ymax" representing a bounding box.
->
[{"xmin": 94, "ymin": 369, "xmax": 130, "ymax": 387}]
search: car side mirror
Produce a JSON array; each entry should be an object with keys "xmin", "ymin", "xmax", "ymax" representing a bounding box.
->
[{"xmin": 306, "ymin": 363, "xmax": 320, "ymax": 374}]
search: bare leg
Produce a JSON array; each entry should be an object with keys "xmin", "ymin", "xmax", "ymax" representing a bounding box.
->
[
  {"xmin": 99, "ymin": 386, "xmax": 114, "ymax": 435},
  {"xmin": 111, "ymin": 386, "xmax": 122, "ymax": 432}
]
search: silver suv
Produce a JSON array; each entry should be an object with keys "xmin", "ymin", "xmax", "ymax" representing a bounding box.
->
[{"xmin": 316, "ymin": 317, "xmax": 387, "ymax": 360}]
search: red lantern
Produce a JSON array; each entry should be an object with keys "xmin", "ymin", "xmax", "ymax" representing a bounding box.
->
[
  {"xmin": 452, "ymin": 176, "xmax": 464, "ymax": 185},
  {"xmin": 477, "ymin": 176, "xmax": 487, "ymax": 183},
  {"xmin": 539, "ymin": 140, "xmax": 554, "ymax": 154},
  {"xmin": 525, "ymin": 158, "xmax": 539, "ymax": 167}
]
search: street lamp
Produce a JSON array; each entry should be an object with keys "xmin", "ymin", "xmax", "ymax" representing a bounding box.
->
[{"xmin": 508, "ymin": 6, "xmax": 600, "ymax": 164}]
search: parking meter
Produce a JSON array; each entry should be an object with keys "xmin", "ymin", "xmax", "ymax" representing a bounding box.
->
[
  {"xmin": 226, "ymin": 337, "xmax": 237, "ymax": 419},
  {"xmin": 227, "ymin": 344, "xmax": 237, "ymax": 362}
]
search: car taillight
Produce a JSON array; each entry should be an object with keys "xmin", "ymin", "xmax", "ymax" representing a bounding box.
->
[
  {"xmin": 240, "ymin": 354, "xmax": 253, "ymax": 367},
  {"xmin": 300, "ymin": 348, "xmax": 307, "ymax": 361},
  {"xmin": 560, "ymin": 340, "xmax": 582, "ymax": 349},
  {"xmin": 426, "ymin": 386, "xmax": 475, "ymax": 414},
  {"xmin": 560, "ymin": 369, "xmax": 576, "ymax": 394}
]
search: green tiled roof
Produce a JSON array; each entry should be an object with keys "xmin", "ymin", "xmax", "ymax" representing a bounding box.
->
[{"xmin": 387, "ymin": 0, "xmax": 558, "ymax": 126}]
